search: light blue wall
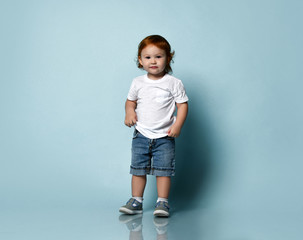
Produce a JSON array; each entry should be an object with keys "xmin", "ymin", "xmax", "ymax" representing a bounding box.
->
[{"xmin": 1, "ymin": 0, "xmax": 302, "ymax": 227}]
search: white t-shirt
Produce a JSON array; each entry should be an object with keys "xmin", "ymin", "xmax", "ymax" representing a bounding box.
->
[{"xmin": 127, "ymin": 74, "xmax": 189, "ymax": 139}]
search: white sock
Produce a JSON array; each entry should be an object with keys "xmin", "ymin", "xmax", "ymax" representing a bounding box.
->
[
  {"xmin": 157, "ymin": 197, "xmax": 168, "ymax": 203},
  {"xmin": 133, "ymin": 197, "xmax": 143, "ymax": 203}
]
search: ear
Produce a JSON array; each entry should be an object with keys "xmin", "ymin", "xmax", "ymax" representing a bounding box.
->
[
  {"xmin": 168, "ymin": 53, "xmax": 173, "ymax": 62},
  {"xmin": 138, "ymin": 56, "xmax": 143, "ymax": 66}
]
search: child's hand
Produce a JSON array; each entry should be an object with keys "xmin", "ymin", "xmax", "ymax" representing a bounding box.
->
[
  {"xmin": 167, "ymin": 124, "xmax": 182, "ymax": 138},
  {"xmin": 124, "ymin": 112, "xmax": 137, "ymax": 127},
  {"xmin": 168, "ymin": 102, "xmax": 188, "ymax": 138}
]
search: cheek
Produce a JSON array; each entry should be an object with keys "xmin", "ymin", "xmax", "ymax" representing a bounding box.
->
[{"xmin": 142, "ymin": 60, "xmax": 148, "ymax": 67}]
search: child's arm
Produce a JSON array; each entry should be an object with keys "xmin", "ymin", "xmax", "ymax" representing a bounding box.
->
[
  {"xmin": 167, "ymin": 102, "xmax": 188, "ymax": 137},
  {"xmin": 124, "ymin": 99, "xmax": 137, "ymax": 127}
]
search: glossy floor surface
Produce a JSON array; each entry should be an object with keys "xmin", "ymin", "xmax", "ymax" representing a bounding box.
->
[{"xmin": 1, "ymin": 203, "xmax": 302, "ymax": 240}]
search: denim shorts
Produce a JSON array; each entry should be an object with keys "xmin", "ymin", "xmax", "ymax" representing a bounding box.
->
[{"xmin": 130, "ymin": 129, "xmax": 175, "ymax": 177}]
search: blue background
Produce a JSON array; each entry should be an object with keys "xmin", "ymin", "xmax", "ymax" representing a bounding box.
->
[{"xmin": 1, "ymin": 0, "xmax": 302, "ymax": 239}]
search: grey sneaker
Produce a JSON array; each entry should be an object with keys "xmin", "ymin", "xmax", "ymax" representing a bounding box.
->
[
  {"xmin": 153, "ymin": 201, "xmax": 169, "ymax": 217},
  {"xmin": 119, "ymin": 198, "xmax": 143, "ymax": 215}
]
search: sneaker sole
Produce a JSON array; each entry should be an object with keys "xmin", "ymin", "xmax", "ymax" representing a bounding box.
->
[
  {"xmin": 153, "ymin": 209, "xmax": 169, "ymax": 217},
  {"xmin": 119, "ymin": 207, "xmax": 143, "ymax": 215}
]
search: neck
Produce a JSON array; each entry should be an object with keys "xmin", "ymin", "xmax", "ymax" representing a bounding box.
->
[{"xmin": 147, "ymin": 72, "xmax": 166, "ymax": 80}]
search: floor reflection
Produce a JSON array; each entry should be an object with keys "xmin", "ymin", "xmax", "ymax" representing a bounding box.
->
[
  {"xmin": 1, "ymin": 207, "xmax": 300, "ymax": 239},
  {"xmin": 119, "ymin": 214, "xmax": 169, "ymax": 240}
]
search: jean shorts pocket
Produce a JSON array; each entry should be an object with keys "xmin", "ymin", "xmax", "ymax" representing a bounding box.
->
[
  {"xmin": 166, "ymin": 136, "xmax": 175, "ymax": 141},
  {"xmin": 132, "ymin": 129, "xmax": 139, "ymax": 139}
]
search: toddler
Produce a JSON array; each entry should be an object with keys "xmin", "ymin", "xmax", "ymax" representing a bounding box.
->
[{"xmin": 119, "ymin": 35, "xmax": 188, "ymax": 217}]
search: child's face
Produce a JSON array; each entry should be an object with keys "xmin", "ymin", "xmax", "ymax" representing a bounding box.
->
[{"xmin": 139, "ymin": 45, "xmax": 167, "ymax": 80}]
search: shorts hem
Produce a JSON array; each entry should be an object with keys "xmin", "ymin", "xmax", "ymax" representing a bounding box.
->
[{"xmin": 130, "ymin": 167, "xmax": 175, "ymax": 177}]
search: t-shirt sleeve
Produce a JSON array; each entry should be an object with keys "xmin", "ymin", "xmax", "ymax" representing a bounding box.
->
[
  {"xmin": 172, "ymin": 80, "xmax": 189, "ymax": 103},
  {"xmin": 127, "ymin": 80, "xmax": 138, "ymax": 101}
]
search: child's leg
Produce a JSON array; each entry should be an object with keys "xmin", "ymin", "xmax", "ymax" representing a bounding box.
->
[
  {"xmin": 156, "ymin": 176, "xmax": 171, "ymax": 199},
  {"xmin": 119, "ymin": 175, "xmax": 146, "ymax": 214},
  {"xmin": 154, "ymin": 176, "xmax": 171, "ymax": 217},
  {"xmin": 132, "ymin": 175, "xmax": 147, "ymax": 197}
]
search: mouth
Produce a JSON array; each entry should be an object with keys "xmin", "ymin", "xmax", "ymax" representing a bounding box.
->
[{"xmin": 150, "ymin": 66, "xmax": 158, "ymax": 69}]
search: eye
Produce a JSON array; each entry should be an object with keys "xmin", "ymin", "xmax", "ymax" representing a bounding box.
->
[
  {"xmin": 156, "ymin": 56, "xmax": 162, "ymax": 58},
  {"xmin": 145, "ymin": 56, "xmax": 150, "ymax": 59}
]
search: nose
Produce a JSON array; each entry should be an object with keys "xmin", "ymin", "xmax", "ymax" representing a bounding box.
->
[{"xmin": 151, "ymin": 57, "xmax": 156, "ymax": 64}]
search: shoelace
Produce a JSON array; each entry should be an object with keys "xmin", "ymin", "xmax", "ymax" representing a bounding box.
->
[
  {"xmin": 127, "ymin": 198, "xmax": 141, "ymax": 207},
  {"xmin": 156, "ymin": 201, "xmax": 169, "ymax": 210}
]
